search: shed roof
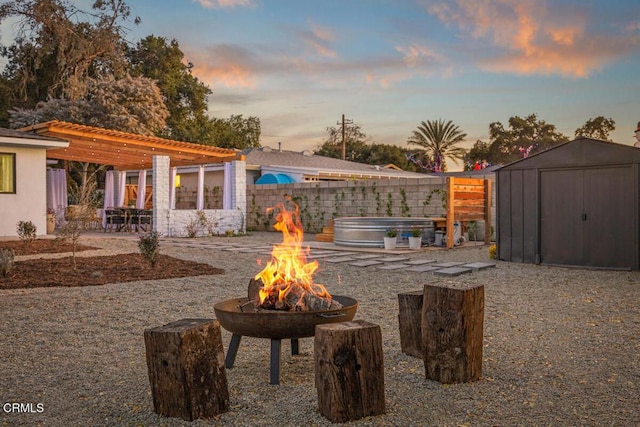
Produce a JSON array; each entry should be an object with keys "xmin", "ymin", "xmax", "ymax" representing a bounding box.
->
[
  {"xmin": 497, "ymin": 137, "xmax": 640, "ymax": 171},
  {"xmin": 19, "ymin": 121, "xmax": 243, "ymax": 170}
]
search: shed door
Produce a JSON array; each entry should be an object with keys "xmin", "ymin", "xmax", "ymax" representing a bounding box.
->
[
  {"xmin": 583, "ymin": 167, "xmax": 634, "ymax": 269},
  {"xmin": 540, "ymin": 167, "xmax": 634, "ymax": 269},
  {"xmin": 540, "ymin": 170, "xmax": 583, "ymax": 266}
]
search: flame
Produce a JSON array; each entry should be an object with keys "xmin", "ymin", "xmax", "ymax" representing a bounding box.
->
[{"xmin": 254, "ymin": 201, "xmax": 332, "ymax": 309}]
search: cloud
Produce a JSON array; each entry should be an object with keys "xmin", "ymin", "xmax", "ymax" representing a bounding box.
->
[
  {"xmin": 196, "ymin": 0, "xmax": 254, "ymax": 8},
  {"xmin": 188, "ymin": 44, "xmax": 259, "ymax": 89},
  {"xmin": 423, "ymin": 0, "xmax": 640, "ymax": 77},
  {"xmin": 288, "ymin": 22, "xmax": 338, "ymax": 58},
  {"xmin": 395, "ymin": 44, "xmax": 441, "ymax": 68}
]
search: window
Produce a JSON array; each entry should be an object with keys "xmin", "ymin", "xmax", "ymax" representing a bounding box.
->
[{"xmin": 0, "ymin": 153, "xmax": 16, "ymax": 193}]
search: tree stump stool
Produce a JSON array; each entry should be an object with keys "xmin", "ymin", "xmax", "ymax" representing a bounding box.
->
[
  {"xmin": 421, "ymin": 283, "xmax": 484, "ymax": 383},
  {"xmin": 144, "ymin": 318, "xmax": 230, "ymax": 421},
  {"xmin": 315, "ymin": 320, "xmax": 385, "ymax": 423},
  {"xmin": 398, "ymin": 290, "xmax": 424, "ymax": 358}
]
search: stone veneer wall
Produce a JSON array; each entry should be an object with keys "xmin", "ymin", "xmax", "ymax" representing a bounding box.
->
[{"xmin": 246, "ymin": 175, "xmax": 496, "ymax": 234}]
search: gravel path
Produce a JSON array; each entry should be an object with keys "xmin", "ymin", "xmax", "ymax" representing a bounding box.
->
[{"xmin": 1, "ymin": 232, "xmax": 639, "ymax": 426}]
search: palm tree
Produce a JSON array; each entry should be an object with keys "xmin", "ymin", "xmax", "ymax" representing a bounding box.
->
[{"xmin": 407, "ymin": 119, "xmax": 468, "ymax": 171}]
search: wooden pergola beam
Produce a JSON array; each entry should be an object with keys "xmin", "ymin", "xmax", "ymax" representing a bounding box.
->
[{"xmin": 19, "ymin": 120, "xmax": 243, "ymax": 170}]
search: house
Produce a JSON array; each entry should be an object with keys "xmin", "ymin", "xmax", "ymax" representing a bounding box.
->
[
  {"xmin": 173, "ymin": 145, "xmax": 426, "ymax": 191},
  {"xmin": 496, "ymin": 137, "xmax": 640, "ymax": 270},
  {"xmin": 0, "ymin": 128, "xmax": 69, "ymax": 237}
]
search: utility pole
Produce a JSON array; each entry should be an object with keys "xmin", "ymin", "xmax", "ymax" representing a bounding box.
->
[{"xmin": 337, "ymin": 114, "xmax": 353, "ymax": 160}]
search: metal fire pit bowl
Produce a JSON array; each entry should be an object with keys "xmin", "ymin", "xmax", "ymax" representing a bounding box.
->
[
  {"xmin": 214, "ymin": 295, "xmax": 358, "ymax": 385},
  {"xmin": 214, "ymin": 295, "xmax": 357, "ymax": 339}
]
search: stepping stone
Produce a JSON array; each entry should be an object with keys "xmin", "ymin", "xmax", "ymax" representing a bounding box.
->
[
  {"xmin": 377, "ymin": 264, "xmax": 410, "ymax": 270},
  {"xmin": 324, "ymin": 257, "xmax": 356, "ymax": 263},
  {"xmin": 404, "ymin": 259, "xmax": 437, "ymax": 266},
  {"xmin": 431, "ymin": 261, "xmax": 465, "ymax": 268},
  {"xmin": 237, "ymin": 247, "xmax": 268, "ymax": 253},
  {"xmin": 378, "ymin": 256, "xmax": 410, "ymax": 263},
  {"xmin": 328, "ymin": 252, "xmax": 358, "ymax": 257},
  {"xmin": 307, "ymin": 253, "xmax": 341, "ymax": 259},
  {"xmin": 349, "ymin": 260, "xmax": 384, "ymax": 267},
  {"xmin": 462, "ymin": 262, "xmax": 496, "ymax": 271},
  {"xmin": 433, "ymin": 267, "xmax": 473, "ymax": 277},
  {"xmin": 350, "ymin": 254, "xmax": 383, "ymax": 260},
  {"xmin": 407, "ymin": 265, "xmax": 443, "ymax": 272},
  {"xmin": 309, "ymin": 250, "xmax": 339, "ymax": 255}
]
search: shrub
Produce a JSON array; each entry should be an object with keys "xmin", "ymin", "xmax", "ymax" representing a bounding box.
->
[
  {"xmin": 0, "ymin": 248, "xmax": 15, "ymax": 277},
  {"xmin": 411, "ymin": 227, "xmax": 423, "ymax": 238},
  {"xmin": 16, "ymin": 221, "xmax": 37, "ymax": 243},
  {"xmin": 489, "ymin": 244, "xmax": 497, "ymax": 259},
  {"xmin": 386, "ymin": 228, "xmax": 398, "ymax": 238},
  {"xmin": 138, "ymin": 232, "xmax": 161, "ymax": 267}
]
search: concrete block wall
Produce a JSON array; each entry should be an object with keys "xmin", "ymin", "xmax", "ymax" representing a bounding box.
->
[{"xmin": 246, "ymin": 177, "xmax": 454, "ymax": 233}]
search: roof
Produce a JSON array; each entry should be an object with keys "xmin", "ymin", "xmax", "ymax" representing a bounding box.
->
[
  {"xmin": 0, "ymin": 128, "xmax": 70, "ymax": 149},
  {"xmin": 242, "ymin": 146, "xmax": 426, "ymax": 180},
  {"xmin": 497, "ymin": 137, "xmax": 640, "ymax": 171},
  {"xmin": 19, "ymin": 121, "xmax": 243, "ymax": 170}
]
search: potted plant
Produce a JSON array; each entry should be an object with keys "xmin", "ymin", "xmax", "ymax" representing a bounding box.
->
[
  {"xmin": 384, "ymin": 228, "xmax": 398, "ymax": 250},
  {"xmin": 46, "ymin": 208, "xmax": 56, "ymax": 234},
  {"xmin": 408, "ymin": 227, "xmax": 422, "ymax": 250}
]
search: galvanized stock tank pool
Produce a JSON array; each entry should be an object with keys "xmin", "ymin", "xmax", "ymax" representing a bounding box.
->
[{"xmin": 333, "ymin": 217, "xmax": 435, "ymax": 248}]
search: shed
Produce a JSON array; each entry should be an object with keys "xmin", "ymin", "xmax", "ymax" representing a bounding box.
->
[{"xmin": 496, "ymin": 137, "xmax": 640, "ymax": 270}]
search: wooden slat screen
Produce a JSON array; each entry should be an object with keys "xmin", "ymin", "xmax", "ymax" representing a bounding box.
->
[{"xmin": 446, "ymin": 177, "xmax": 492, "ymax": 248}]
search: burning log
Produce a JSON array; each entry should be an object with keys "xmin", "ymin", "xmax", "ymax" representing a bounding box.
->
[{"xmin": 248, "ymin": 278, "xmax": 343, "ymax": 312}]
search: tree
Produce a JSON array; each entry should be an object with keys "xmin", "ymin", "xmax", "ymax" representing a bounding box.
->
[
  {"xmin": 575, "ymin": 116, "xmax": 615, "ymax": 141},
  {"xmin": 360, "ymin": 144, "xmax": 420, "ymax": 172},
  {"xmin": 315, "ymin": 122, "xmax": 370, "ymax": 162},
  {"xmin": 127, "ymin": 35, "xmax": 213, "ymax": 143},
  {"xmin": 483, "ymin": 114, "xmax": 569, "ymax": 165},
  {"xmin": 406, "ymin": 119, "xmax": 467, "ymax": 172},
  {"xmin": 210, "ymin": 115, "xmax": 261, "ymax": 149},
  {"xmin": 9, "ymin": 75, "xmax": 169, "ymax": 135},
  {"xmin": 462, "ymin": 140, "xmax": 491, "ymax": 170},
  {"xmin": 0, "ymin": 0, "xmax": 138, "ymax": 114}
]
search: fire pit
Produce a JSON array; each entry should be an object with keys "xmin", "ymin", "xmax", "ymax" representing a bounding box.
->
[
  {"xmin": 215, "ymin": 295, "xmax": 357, "ymax": 385},
  {"xmin": 214, "ymin": 201, "xmax": 358, "ymax": 385}
]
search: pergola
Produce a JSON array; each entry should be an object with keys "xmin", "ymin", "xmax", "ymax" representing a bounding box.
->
[
  {"xmin": 20, "ymin": 120, "xmax": 244, "ymax": 169},
  {"xmin": 19, "ymin": 120, "xmax": 247, "ymax": 236}
]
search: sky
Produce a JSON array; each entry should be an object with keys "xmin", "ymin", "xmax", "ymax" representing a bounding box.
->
[{"xmin": 4, "ymin": 0, "xmax": 640, "ymax": 168}]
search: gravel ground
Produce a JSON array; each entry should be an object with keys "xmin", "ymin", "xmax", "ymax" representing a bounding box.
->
[{"xmin": 1, "ymin": 232, "xmax": 639, "ymax": 426}]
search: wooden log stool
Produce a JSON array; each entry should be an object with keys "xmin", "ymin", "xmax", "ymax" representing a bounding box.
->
[
  {"xmin": 143, "ymin": 318, "xmax": 230, "ymax": 421},
  {"xmin": 315, "ymin": 320, "xmax": 385, "ymax": 423},
  {"xmin": 397, "ymin": 290, "xmax": 425, "ymax": 358},
  {"xmin": 421, "ymin": 283, "xmax": 484, "ymax": 383}
]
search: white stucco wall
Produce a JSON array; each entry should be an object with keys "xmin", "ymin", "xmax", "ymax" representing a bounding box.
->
[{"xmin": 0, "ymin": 146, "xmax": 47, "ymax": 237}]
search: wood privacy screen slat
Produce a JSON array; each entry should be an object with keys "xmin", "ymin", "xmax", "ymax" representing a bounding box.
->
[{"xmin": 446, "ymin": 177, "xmax": 492, "ymax": 248}]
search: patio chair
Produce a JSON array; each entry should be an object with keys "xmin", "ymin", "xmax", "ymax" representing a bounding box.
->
[
  {"xmin": 104, "ymin": 209, "xmax": 126, "ymax": 232},
  {"xmin": 137, "ymin": 209, "xmax": 153, "ymax": 232}
]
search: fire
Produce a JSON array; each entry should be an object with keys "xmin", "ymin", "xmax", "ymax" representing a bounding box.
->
[{"xmin": 254, "ymin": 201, "xmax": 335, "ymax": 311}]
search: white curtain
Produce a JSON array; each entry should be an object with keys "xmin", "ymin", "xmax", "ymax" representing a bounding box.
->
[
  {"xmin": 116, "ymin": 171, "xmax": 126, "ymax": 207},
  {"xmin": 196, "ymin": 165, "xmax": 205, "ymax": 210},
  {"xmin": 223, "ymin": 162, "xmax": 232, "ymax": 210},
  {"xmin": 102, "ymin": 171, "xmax": 115, "ymax": 227},
  {"xmin": 46, "ymin": 169, "xmax": 67, "ymax": 223},
  {"xmin": 136, "ymin": 170, "xmax": 147, "ymax": 209},
  {"xmin": 169, "ymin": 167, "xmax": 177, "ymax": 210}
]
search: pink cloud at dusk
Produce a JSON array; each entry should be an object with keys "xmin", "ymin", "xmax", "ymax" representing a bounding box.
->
[
  {"xmin": 196, "ymin": 0, "xmax": 254, "ymax": 8},
  {"xmin": 424, "ymin": 0, "xmax": 640, "ymax": 77}
]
